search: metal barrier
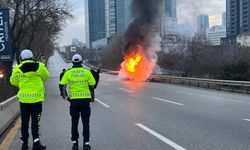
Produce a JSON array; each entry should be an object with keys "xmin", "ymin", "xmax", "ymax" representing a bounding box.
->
[
  {"xmin": 0, "ymin": 96, "xmax": 20, "ymax": 136},
  {"xmin": 101, "ymin": 69, "xmax": 119, "ymax": 75},
  {"xmin": 149, "ymin": 75, "xmax": 250, "ymax": 93},
  {"xmin": 102, "ymin": 69, "xmax": 250, "ymax": 94}
]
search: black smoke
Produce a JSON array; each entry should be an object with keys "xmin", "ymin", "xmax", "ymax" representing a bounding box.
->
[{"xmin": 124, "ymin": 0, "xmax": 163, "ymax": 53}]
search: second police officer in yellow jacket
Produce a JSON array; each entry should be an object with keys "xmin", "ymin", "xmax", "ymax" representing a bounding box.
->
[{"xmin": 60, "ymin": 54, "xmax": 96, "ymax": 150}]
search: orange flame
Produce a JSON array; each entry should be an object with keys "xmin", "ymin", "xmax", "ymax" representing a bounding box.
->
[
  {"xmin": 125, "ymin": 55, "xmax": 142, "ymax": 73},
  {"xmin": 119, "ymin": 45, "xmax": 156, "ymax": 81}
]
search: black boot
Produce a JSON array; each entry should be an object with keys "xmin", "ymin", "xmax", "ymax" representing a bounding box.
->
[
  {"xmin": 72, "ymin": 142, "xmax": 79, "ymax": 150},
  {"xmin": 32, "ymin": 141, "xmax": 46, "ymax": 150},
  {"xmin": 83, "ymin": 142, "xmax": 91, "ymax": 150},
  {"xmin": 22, "ymin": 143, "xmax": 29, "ymax": 150}
]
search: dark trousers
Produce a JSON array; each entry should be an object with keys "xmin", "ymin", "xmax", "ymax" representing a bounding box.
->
[
  {"xmin": 70, "ymin": 99, "xmax": 91, "ymax": 143},
  {"xmin": 59, "ymin": 84, "xmax": 63, "ymax": 96},
  {"xmin": 20, "ymin": 102, "xmax": 42, "ymax": 143},
  {"xmin": 90, "ymin": 89, "xmax": 95, "ymax": 102}
]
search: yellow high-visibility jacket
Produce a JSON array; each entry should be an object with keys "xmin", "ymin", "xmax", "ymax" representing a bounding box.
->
[
  {"xmin": 10, "ymin": 60, "xmax": 50, "ymax": 103},
  {"xmin": 60, "ymin": 67, "xmax": 96, "ymax": 99}
]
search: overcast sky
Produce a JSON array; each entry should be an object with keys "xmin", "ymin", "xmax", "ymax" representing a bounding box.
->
[
  {"xmin": 58, "ymin": 0, "xmax": 226, "ymax": 46},
  {"xmin": 57, "ymin": 0, "xmax": 85, "ymax": 46}
]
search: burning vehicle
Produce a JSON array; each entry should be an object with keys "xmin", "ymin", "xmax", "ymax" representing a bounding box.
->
[
  {"xmin": 118, "ymin": 0, "xmax": 163, "ymax": 81},
  {"xmin": 119, "ymin": 44, "xmax": 157, "ymax": 81}
]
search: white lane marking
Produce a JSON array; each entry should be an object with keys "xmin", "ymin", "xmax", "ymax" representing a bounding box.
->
[
  {"xmin": 166, "ymin": 89, "xmax": 173, "ymax": 91},
  {"xmin": 243, "ymin": 119, "xmax": 250, "ymax": 122},
  {"xmin": 101, "ymin": 83, "xmax": 110, "ymax": 86},
  {"xmin": 222, "ymin": 98, "xmax": 242, "ymax": 103},
  {"xmin": 147, "ymin": 85, "xmax": 245, "ymax": 102},
  {"xmin": 211, "ymin": 97, "xmax": 242, "ymax": 103},
  {"xmin": 225, "ymin": 99, "xmax": 242, "ymax": 103},
  {"xmin": 136, "ymin": 123, "xmax": 187, "ymax": 150},
  {"xmin": 196, "ymin": 95, "xmax": 242, "ymax": 103},
  {"xmin": 211, "ymin": 97, "xmax": 223, "ymax": 100},
  {"xmin": 95, "ymin": 98, "xmax": 110, "ymax": 108},
  {"xmin": 152, "ymin": 97, "xmax": 184, "ymax": 106},
  {"xmin": 229, "ymin": 99, "xmax": 242, "ymax": 103},
  {"xmin": 176, "ymin": 91, "xmax": 185, "ymax": 94},
  {"xmin": 119, "ymin": 88, "xmax": 134, "ymax": 93},
  {"xmin": 148, "ymin": 84, "xmax": 244, "ymax": 103},
  {"xmin": 186, "ymin": 92, "xmax": 194, "ymax": 95},
  {"xmin": 198, "ymin": 94, "xmax": 208, "ymax": 97}
]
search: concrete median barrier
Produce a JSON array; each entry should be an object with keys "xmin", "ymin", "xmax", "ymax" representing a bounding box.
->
[{"xmin": 0, "ymin": 96, "xmax": 20, "ymax": 136}]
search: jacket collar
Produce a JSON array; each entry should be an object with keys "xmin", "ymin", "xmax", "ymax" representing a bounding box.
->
[
  {"xmin": 21, "ymin": 59, "xmax": 35, "ymax": 64},
  {"xmin": 72, "ymin": 64, "xmax": 83, "ymax": 68}
]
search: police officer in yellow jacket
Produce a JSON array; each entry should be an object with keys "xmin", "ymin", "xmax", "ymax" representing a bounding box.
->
[
  {"xmin": 10, "ymin": 49, "xmax": 49, "ymax": 150},
  {"xmin": 60, "ymin": 54, "xmax": 96, "ymax": 150}
]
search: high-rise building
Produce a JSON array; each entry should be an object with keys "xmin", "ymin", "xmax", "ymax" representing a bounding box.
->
[
  {"xmin": 105, "ymin": 0, "xmax": 117, "ymax": 37},
  {"xmin": 164, "ymin": 0, "xmax": 177, "ymax": 19},
  {"xmin": 85, "ymin": 0, "xmax": 90, "ymax": 47},
  {"xmin": 160, "ymin": 0, "xmax": 177, "ymax": 36},
  {"xmin": 222, "ymin": 12, "xmax": 226, "ymax": 27},
  {"xmin": 226, "ymin": 0, "xmax": 240, "ymax": 38},
  {"xmin": 87, "ymin": 0, "xmax": 106, "ymax": 47},
  {"xmin": 222, "ymin": 0, "xmax": 250, "ymax": 45},
  {"xmin": 207, "ymin": 26, "xmax": 226, "ymax": 45},
  {"xmin": 116, "ymin": 0, "xmax": 132, "ymax": 35},
  {"xmin": 105, "ymin": 0, "xmax": 132, "ymax": 36},
  {"xmin": 197, "ymin": 14, "xmax": 209, "ymax": 31},
  {"xmin": 239, "ymin": 0, "xmax": 250, "ymax": 33},
  {"xmin": 87, "ymin": 0, "xmax": 132, "ymax": 49}
]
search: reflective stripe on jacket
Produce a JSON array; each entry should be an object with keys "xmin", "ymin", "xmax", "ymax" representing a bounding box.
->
[
  {"xmin": 10, "ymin": 60, "xmax": 50, "ymax": 103},
  {"xmin": 60, "ymin": 67, "xmax": 96, "ymax": 99}
]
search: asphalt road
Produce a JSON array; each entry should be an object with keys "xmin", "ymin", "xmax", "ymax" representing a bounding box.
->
[{"xmin": 10, "ymin": 51, "xmax": 250, "ymax": 150}]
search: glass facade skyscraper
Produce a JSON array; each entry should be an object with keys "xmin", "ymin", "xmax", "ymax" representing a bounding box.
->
[
  {"xmin": 160, "ymin": 0, "xmax": 177, "ymax": 35},
  {"xmin": 87, "ymin": 0, "xmax": 106, "ymax": 47},
  {"xmin": 105, "ymin": 0, "xmax": 132, "ymax": 37},
  {"xmin": 226, "ymin": 0, "xmax": 240, "ymax": 37},
  {"xmin": 222, "ymin": 0, "xmax": 250, "ymax": 45},
  {"xmin": 105, "ymin": 0, "xmax": 117, "ymax": 37},
  {"xmin": 164, "ymin": 0, "xmax": 176, "ymax": 19},
  {"xmin": 105, "ymin": 0, "xmax": 132, "ymax": 36},
  {"xmin": 222, "ymin": 12, "xmax": 227, "ymax": 27},
  {"xmin": 197, "ymin": 14, "xmax": 209, "ymax": 30},
  {"xmin": 239, "ymin": 0, "xmax": 250, "ymax": 33},
  {"xmin": 116, "ymin": 0, "xmax": 132, "ymax": 35}
]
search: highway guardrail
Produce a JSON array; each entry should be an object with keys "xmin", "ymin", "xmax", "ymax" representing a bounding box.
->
[
  {"xmin": 102, "ymin": 69, "xmax": 250, "ymax": 94},
  {"xmin": 149, "ymin": 75, "xmax": 250, "ymax": 94}
]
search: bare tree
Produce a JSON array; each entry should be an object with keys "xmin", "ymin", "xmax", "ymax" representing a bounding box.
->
[
  {"xmin": 182, "ymin": 32, "xmax": 209, "ymax": 77},
  {"xmin": 0, "ymin": 0, "xmax": 73, "ymax": 78},
  {"xmin": 11, "ymin": 0, "xmax": 72, "ymax": 61},
  {"xmin": 101, "ymin": 37, "xmax": 124, "ymax": 70}
]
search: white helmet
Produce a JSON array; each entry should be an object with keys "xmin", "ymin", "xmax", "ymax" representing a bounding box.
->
[
  {"xmin": 21, "ymin": 49, "xmax": 33, "ymax": 60},
  {"xmin": 72, "ymin": 54, "xmax": 82, "ymax": 63}
]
